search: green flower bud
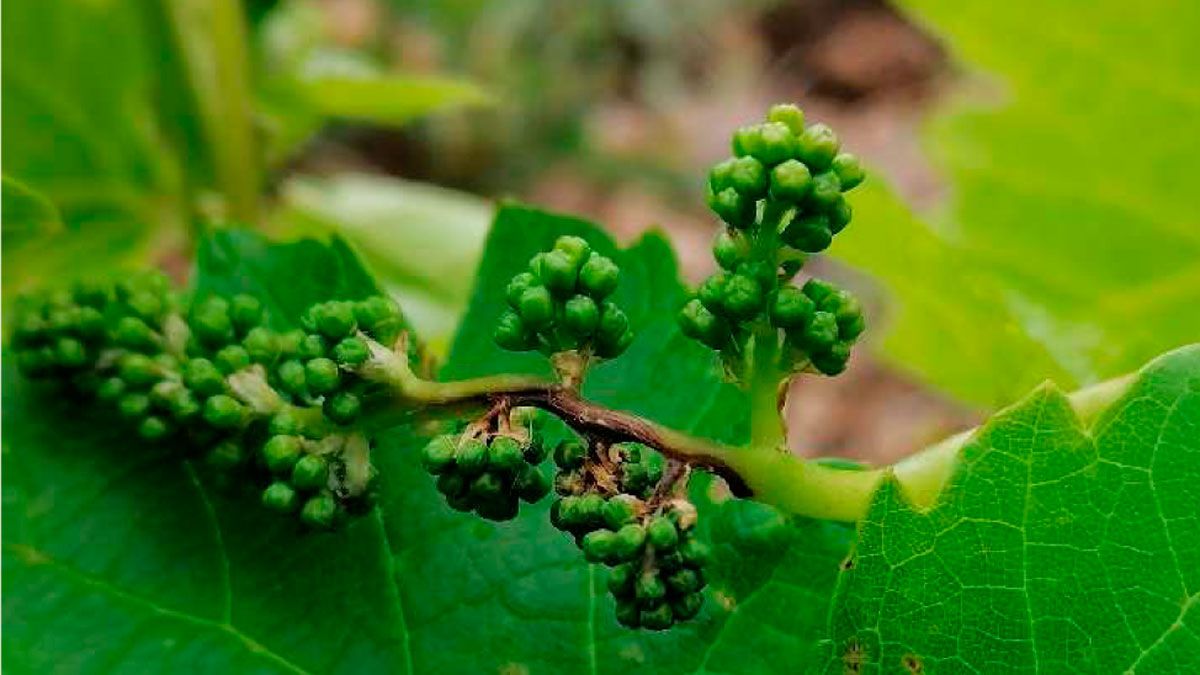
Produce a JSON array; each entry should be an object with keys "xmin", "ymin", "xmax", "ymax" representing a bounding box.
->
[
  {"xmin": 767, "ymin": 103, "xmax": 806, "ymax": 136},
  {"xmin": 354, "ymin": 296, "xmax": 403, "ymax": 342},
  {"xmin": 301, "ymin": 492, "xmax": 338, "ymax": 528},
  {"xmin": 608, "ymin": 563, "xmax": 637, "ymax": 597},
  {"xmin": 800, "ymin": 311, "xmax": 839, "ymax": 352},
  {"xmin": 578, "ymin": 493, "xmax": 606, "ymax": 527},
  {"xmin": 127, "ymin": 291, "xmax": 165, "ymax": 322},
  {"xmin": 827, "ymin": 196, "xmax": 853, "ymax": 234},
  {"xmin": 678, "ymin": 299, "xmax": 728, "ymax": 349},
  {"xmin": 795, "ymin": 123, "xmax": 840, "ymax": 171},
  {"xmin": 712, "ymin": 230, "xmax": 750, "ymax": 271},
  {"xmin": 323, "ymin": 391, "xmax": 361, "ymax": 425},
  {"xmin": 552, "ymin": 495, "xmax": 581, "ymax": 529},
  {"xmin": 696, "ymin": 273, "xmax": 729, "ymax": 315},
  {"xmin": 72, "ymin": 279, "xmax": 112, "ymax": 307},
  {"xmin": 304, "ymin": 358, "xmax": 340, "ymax": 395},
  {"xmin": 554, "ymin": 235, "xmax": 591, "ymax": 269},
  {"xmin": 721, "ymin": 274, "xmax": 764, "ymax": 320},
  {"xmin": 563, "ymin": 295, "xmax": 600, "ymax": 337},
  {"xmin": 517, "ymin": 286, "xmax": 555, "ymax": 328},
  {"xmin": 276, "ymin": 359, "xmax": 307, "ymax": 397},
  {"xmin": 298, "ymin": 334, "xmax": 327, "ymax": 360},
  {"xmin": 595, "ymin": 302, "xmax": 630, "ymax": 347},
  {"xmin": 455, "ymin": 438, "xmax": 489, "ymax": 476},
  {"xmin": 707, "ymin": 187, "xmax": 755, "ymax": 230},
  {"xmin": 647, "ymin": 516, "xmax": 680, "ymax": 551},
  {"xmin": 494, "ymin": 311, "xmax": 536, "ymax": 352},
  {"xmin": 553, "ymin": 440, "xmax": 587, "ymax": 468},
  {"xmin": 488, "ymin": 436, "xmax": 526, "ymax": 475},
  {"xmin": 514, "ymin": 465, "xmax": 551, "ymax": 503},
  {"xmin": 783, "ymin": 213, "xmax": 833, "ymax": 253},
  {"xmin": 114, "ymin": 316, "xmax": 157, "ymax": 351},
  {"xmin": 640, "ymin": 603, "xmax": 674, "ymax": 630},
  {"xmin": 752, "ymin": 122, "xmax": 798, "ymax": 166},
  {"xmin": 728, "ymin": 156, "xmax": 767, "ymax": 199},
  {"xmin": 603, "ymin": 494, "xmax": 641, "ymax": 530},
  {"xmin": 615, "ymin": 601, "xmax": 640, "ymax": 629},
  {"xmin": 475, "ymin": 494, "xmax": 519, "ymax": 521},
  {"xmin": 215, "ymin": 345, "xmax": 252, "ymax": 374},
  {"xmin": 679, "ymin": 537, "xmax": 712, "ymax": 566},
  {"xmin": 671, "ymin": 592, "xmax": 704, "ymax": 621},
  {"xmin": 96, "ymin": 377, "xmax": 127, "ymax": 402},
  {"xmin": 242, "ymin": 327, "xmax": 280, "ymax": 364},
  {"xmin": 138, "ymin": 416, "xmax": 172, "ymax": 441},
  {"xmin": 55, "ymin": 337, "xmax": 88, "ymax": 369},
  {"xmin": 422, "ymin": 435, "xmax": 457, "ymax": 474},
  {"xmin": 611, "ymin": 523, "xmax": 647, "ymax": 561},
  {"xmin": 540, "ymin": 250, "xmax": 579, "ymax": 297},
  {"xmin": 204, "ymin": 394, "xmax": 246, "ymax": 430},
  {"xmin": 770, "ymin": 286, "xmax": 816, "ymax": 329},
  {"xmin": 316, "ymin": 301, "xmax": 357, "ymax": 339},
  {"xmin": 812, "ymin": 340, "xmax": 853, "ymax": 376},
  {"xmin": 181, "ymin": 358, "xmax": 222, "ymax": 396},
  {"xmin": 708, "ymin": 157, "xmax": 736, "ymax": 192},
  {"xmin": 262, "ymin": 435, "xmax": 303, "ymax": 473},
  {"xmin": 190, "ymin": 298, "xmax": 234, "ymax": 345},
  {"xmin": 801, "ymin": 278, "xmax": 838, "ymax": 305},
  {"xmin": 831, "ymin": 153, "xmax": 865, "ymax": 191},
  {"xmin": 635, "ymin": 573, "xmax": 667, "ymax": 607},
  {"xmin": 582, "ymin": 529, "xmax": 617, "ymax": 563},
  {"xmin": 769, "ymin": 159, "xmax": 813, "ymax": 203},
  {"xmin": 806, "ymin": 172, "xmax": 842, "ymax": 210},
  {"xmin": 468, "ymin": 472, "xmax": 505, "ymax": 502},
  {"xmin": 117, "ymin": 392, "xmax": 151, "ymax": 419},
  {"xmin": 291, "ymin": 454, "xmax": 328, "ymax": 490},
  {"xmin": 578, "ymin": 252, "xmax": 619, "ymax": 299},
  {"xmin": 263, "ymin": 481, "xmax": 299, "ymax": 512},
  {"xmin": 506, "ymin": 272, "xmax": 537, "ymax": 310},
  {"xmin": 665, "ymin": 569, "xmax": 702, "ymax": 595},
  {"xmin": 437, "ymin": 473, "xmax": 467, "ymax": 499},
  {"xmin": 840, "ymin": 313, "xmax": 866, "ymax": 341},
  {"xmin": 229, "ymin": 294, "xmax": 264, "ymax": 333},
  {"xmin": 118, "ymin": 353, "xmax": 159, "ymax": 387},
  {"xmin": 75, "ymin": 307, "xmax": 106, "ymax": 341}
]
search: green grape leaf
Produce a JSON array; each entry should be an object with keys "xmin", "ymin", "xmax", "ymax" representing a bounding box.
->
[
  {"xmin": 820, "ymin": 344, "xmax": 1200, "ymax": 673},
  {"xmin": 837, "ymin": 1, "xmax": 1200, "ymax": 405}
]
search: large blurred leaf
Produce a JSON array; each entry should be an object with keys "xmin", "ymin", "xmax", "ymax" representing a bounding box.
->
[
  {"xmin": 820, "ymin": 344, "xmax": 1200, "ymax": 672},
  {"xmin": 838, "ymin": 1, "xmax": 1200, "ymax": 406},
  {"xmin": 2, "ymin": 176, "xmax": 62, "ymax": 238},
  {"xmin": 1, "ymin": 0, "xmax": 185, "ymax": 299},
  {"xmin": 274, "ymin": 174, "xmax": 492, "ymax": 347}
]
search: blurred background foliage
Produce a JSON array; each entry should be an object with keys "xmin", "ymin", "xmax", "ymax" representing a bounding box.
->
[{"xmin": 4, "ymin": 0, "xmax": 1196, "ymax": 462}]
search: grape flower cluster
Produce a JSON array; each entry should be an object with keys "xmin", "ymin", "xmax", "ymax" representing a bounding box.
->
[
  {"xmin": 10, "ymin": 273, "xmax": 411, "ymax": 529},
  {"xmin": 681, "ymin": 103, "xmax": 866, "ymax": 376}
]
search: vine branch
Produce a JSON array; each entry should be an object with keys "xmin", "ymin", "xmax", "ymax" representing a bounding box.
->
[{"xmin": 362, "ymin": 337, "xmax": 1137, "ymax": 523}]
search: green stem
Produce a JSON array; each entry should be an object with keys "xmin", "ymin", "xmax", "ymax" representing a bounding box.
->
[
  {"xmin": 745, "ymin": 200, "xmax": 790, "ymax": 448},
  {"xmin": 361, "ymin": 340, "xmax": 1136, "ymax": 522},
  {"xmin": 160, "ymin": 0, "xmax": 260, "ymax": 225}
]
